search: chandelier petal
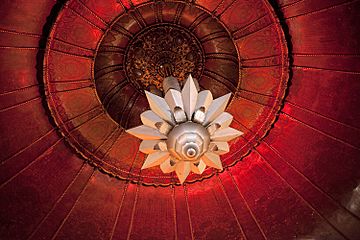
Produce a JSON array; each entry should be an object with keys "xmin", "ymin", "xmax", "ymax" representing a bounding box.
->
[
  {"xmin": 141, "ymin": 151, "xmax": 170, "ymax": 170},
  {"xmin": 193, "ymin": 90, "xmax": 213, "ymax": 124},
  {"xmin": 140, "ymin": 110, "xmax": 173, "ymax": 135},
  {"xmin": 201, "ymin": 152, "xmax": 223, "ymax": 170},
  {"xmin": 209, "ymin": 142, "xmax": 230, "ymax": 155},
  {"xmin": 160, "ymin": 158, "xmax": 177, "ymax": 173},
  {"xmin": 164, "ymin": 89, "xmax": 187, "ymax": 123},
  {"xmin": 145, "ymin": 91, "xmax": 174, "ymax": 124},
  {"xmin": 203, "ymin": 93, "xmax": 231, "ymax": 126},
  {"xmin": 210, "ymin": 127, "xmax": 243, "ymax": 142},
  {"xmin": 139, "ymin": 140, "xmax": 167, "ymax": 154},
  {"xmin": 207, "ymin": 112, "xmax": 233, "ymax": 135},
  {"xmin": 175, "ymin": 161, "xmax": 191, "ymax": 184},
  {"xmin": 181, "ymin": 75, "xmax": 198, "ymax": 120},
  {"xmin": 126, "ymin": 125, "xmax": 167, "ymax": 140},
  {"xmin": 190, "ymin": 160, "xmax": 206, "ymax": 174}
]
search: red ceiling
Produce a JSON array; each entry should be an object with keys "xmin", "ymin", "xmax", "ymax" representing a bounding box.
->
[{"xmin": 0, "ymin": 0, "xmax": 360, "ymax": 239}]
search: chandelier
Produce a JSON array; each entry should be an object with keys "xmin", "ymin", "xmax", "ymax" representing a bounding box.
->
[{"xmin": 126, "ymin": 75, "xmax": 243, "ymax": 183}]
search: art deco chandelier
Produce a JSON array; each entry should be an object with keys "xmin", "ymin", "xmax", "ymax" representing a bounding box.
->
[{"xmin": 126, "ymin": 74, "xmax": 243, "ymax": 183}]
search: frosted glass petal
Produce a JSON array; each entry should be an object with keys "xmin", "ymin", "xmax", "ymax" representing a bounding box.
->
[
  {"xmin": 165, "ymin": 89, "xmax": 186, "ymax": 123},
  {"xmin": 207, "ymin": 112, "xmax": 233, "ymax": 135},
  {"xmin": 141, "ymin": 151, "xmax": 170, "ymax": 170},
  {"xmin": 160, "ymin": 159, "xmax": 177, "ymax": 173},
  {"xmin": 201, "ymin": 152, "xmax": 223, "ymax": 170},
  {"xmin": 145, "ymin": 91, "xmax": 174, "ymax": 124},
  {"xmin": 181, "ymin": 75, "xmax": 198, "ymax": 120},
  {"xmin": 126, "ymin": 125, "xmax": 167, "ymax": 140},
  {"xmin": 139, "ymin": 140, "xmax": 167, "ymax": 154},
  {"xmin": 204, "ymin": 93, "xmax": 231, "ymax": 126},
  {"xmin": 209, "ymin": 142, "xmax": 229, "ymax": 155},
  {"xmin": 195, "ymin": 90, "xmax": 213, "ymax": 112},
  {"xmin": 190, "ymin": 160, "xmax": 206, "ymax": 174},
  {"xmin": 175, "ymin": 161, "xmax": 191, "ymax": 184},
  {"xmin": 140, "ymin": 110, "xmax": 173, "ymax": 135},
  {"xmin": 210, "ymin": 127, "xmax": 243, "ymax": 142},
  {"xmin": 193, "ymin": 90, "xmax": 213, "ymax": 124}
]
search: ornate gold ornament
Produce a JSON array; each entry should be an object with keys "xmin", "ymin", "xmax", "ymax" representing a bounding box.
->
[{"xmin": 126, "ymin": 75, "xmax": 243, "ymax": 183}]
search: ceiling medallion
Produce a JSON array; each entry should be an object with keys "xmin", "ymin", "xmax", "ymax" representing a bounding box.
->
[
  {"xmin": 125, "ymin": 24, "xmax": 204, "ymax": 92},
  {"xmin": 126, "ymin": 74, "xmax": 243, "ymax": 183}
]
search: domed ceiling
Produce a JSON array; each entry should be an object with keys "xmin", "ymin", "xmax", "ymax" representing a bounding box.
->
[{"xmin": 0, "ymin": 0, "xmax": 360, "ymax": 239}]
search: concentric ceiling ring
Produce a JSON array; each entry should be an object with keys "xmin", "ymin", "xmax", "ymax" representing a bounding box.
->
[{"xmin": 43, "ymin": 0, "xmax": 289, "ymax": 186}]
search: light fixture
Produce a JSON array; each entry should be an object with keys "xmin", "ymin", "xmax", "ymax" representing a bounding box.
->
[{"xmin": 126, "ymin": 74, "xmax": 243, "ymax": 183}]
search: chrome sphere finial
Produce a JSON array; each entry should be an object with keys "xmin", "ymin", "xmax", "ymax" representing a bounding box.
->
[{"xmin": 166, "ymin": 122, "xmax": 210, "ymax": 161}]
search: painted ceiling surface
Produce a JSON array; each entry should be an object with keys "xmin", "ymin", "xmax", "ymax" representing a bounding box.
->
[{"xmin": 0, "ymin": 0, "xmax": 359, "ymax": 239}]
